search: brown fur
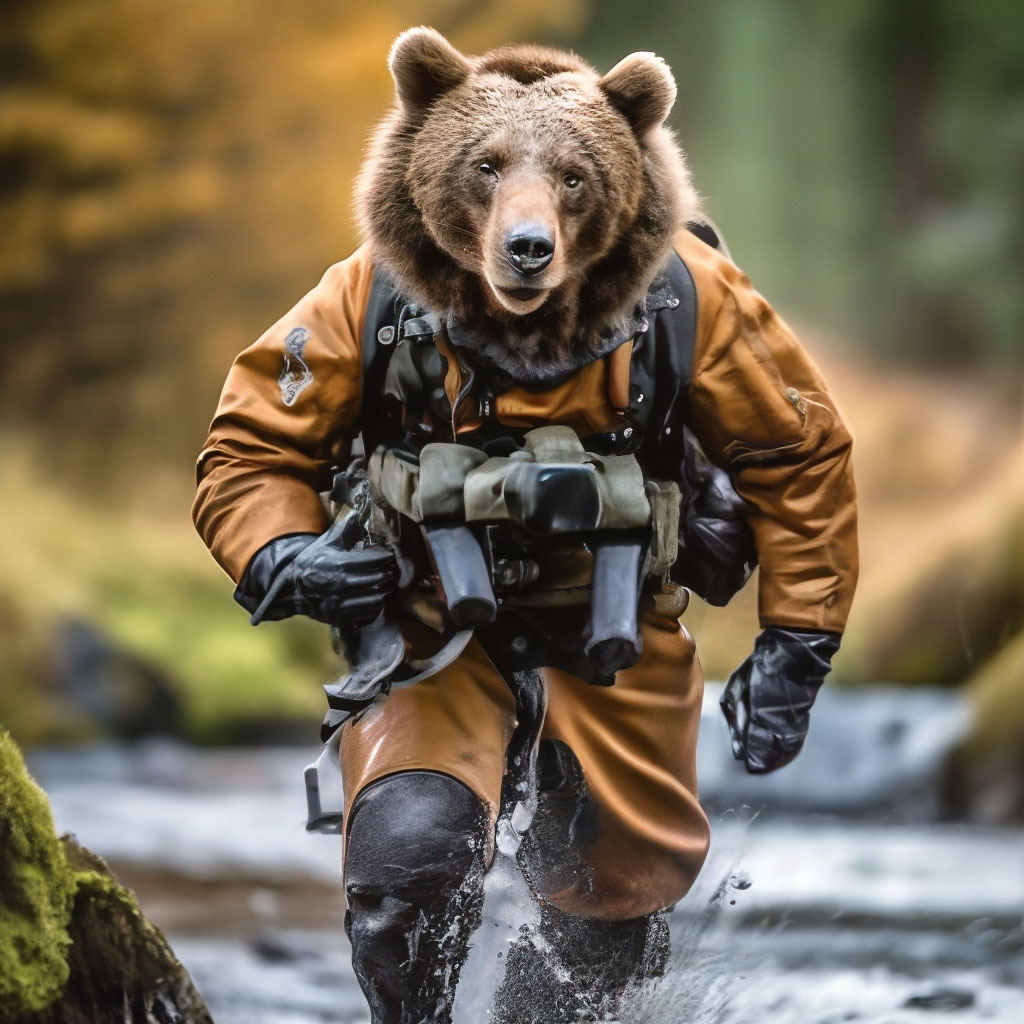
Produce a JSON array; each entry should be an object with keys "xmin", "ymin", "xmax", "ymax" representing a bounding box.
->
[{"xmin": 356, "ymin": 28, "xmax": 701, "ymax": 382}]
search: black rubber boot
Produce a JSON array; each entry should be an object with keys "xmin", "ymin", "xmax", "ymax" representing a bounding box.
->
[
  {"xmin": 344, "ymin": 771, "xmax": 488, "ymax": 1024},
  {"xmin": 492, "ymin": 906, "xmax": 670, "ymax": 1023},
  {"xmin": 492, "ymin": 740, "xmax": 671, "ymax": 1023}
]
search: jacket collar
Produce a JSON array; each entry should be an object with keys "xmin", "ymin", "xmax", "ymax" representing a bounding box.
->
[{"xmin": 434, "ymin": 264, "xmax": 681, "ymax": 393}]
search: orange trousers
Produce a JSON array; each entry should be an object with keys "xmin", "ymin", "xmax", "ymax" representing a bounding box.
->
[{"xmin": 339, "ymin": 608, "xmax": 710, "ymax": 920}]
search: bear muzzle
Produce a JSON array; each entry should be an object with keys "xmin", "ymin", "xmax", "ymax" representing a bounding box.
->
[
  {"xmin": 506, "ymin": 224, "xmax": 555, "ymax": 277},
  {"xmin": 486, "ymin": 276, "xmax": 552, "ymax": 314},
  {"xmin": 484, "ymin": 224, "xmax": 559, "ymax": 313}
]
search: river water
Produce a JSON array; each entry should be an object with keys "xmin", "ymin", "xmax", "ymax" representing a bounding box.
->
[{"xmin": 28, "ymin": 685, "xmax": 1024, "ymax": 1023}]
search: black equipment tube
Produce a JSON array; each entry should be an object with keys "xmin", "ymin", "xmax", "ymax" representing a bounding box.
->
[
  {"xmin": 422, "ymin": 523, "xmax": 498, "ymax": 629},
  {"xmin": 585, "ymin": 537, "xmax": 644, "ymax": 676}
]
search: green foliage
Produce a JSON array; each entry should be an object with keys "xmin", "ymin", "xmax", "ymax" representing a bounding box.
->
[
  {"xmin": 0, "ymin": 730, "xmax": 74, "ymax": 1017},
  {"xmin": 580, "ymin": 0, "xmax": 1024, "ymax": 369},
  {"xmin": 89, "ymin": 555, "xmax": 333, "ymax": 742},
  {"xmin": 0, "ymin": 454, "xmax": 334, "ymax": 747}
]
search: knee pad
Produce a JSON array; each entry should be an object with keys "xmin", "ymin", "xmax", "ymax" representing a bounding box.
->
[
  {"xmin": 345, "ymin": 772, "xmax": 487, "ymax": 1023},
  {"xmin": 345, "ymin": 770, "xmax": 486, "ymax": 903}
]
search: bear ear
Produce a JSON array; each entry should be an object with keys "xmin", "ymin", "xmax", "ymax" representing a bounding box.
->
[
  {"xmin": 389, "ymin": 27, "xmax": 472, "ymax": 115},
  {"xmin": 599, "ymin": 52, "xmax": 677, "ymax": 137}
]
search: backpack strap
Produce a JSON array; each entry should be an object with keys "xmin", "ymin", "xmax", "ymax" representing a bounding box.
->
[
  {"xmin": 629, "ymin": 219, "xmax": 733, "ymax": 468},
  {"xmin": 686, "ymin": 216, "xmax": 733, "ymax": 262},
  {"xmin": 362, "ymin": 269, "xmax": 403, "ymax": 409},
  {"xmin": 632, "ymin": 226, "xmax": 758, "ymax": 604},
  {"xmin": 359, "ymin": 267, "xmax": 407, "ymax": 455},
  {"xmin": 651, "ymin": 249, "xmax": 698, "ymax": 434},
  {"xmin": 627, "ymin": 248, "xmax": 697, "ymax": 470}
]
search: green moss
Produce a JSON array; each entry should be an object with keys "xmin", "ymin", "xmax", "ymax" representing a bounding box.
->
[
  {"xmin": 0, "ymin": 730, "xmax": 75, "ymax": 1017},
  {"xmin": 49, "ymin": 835, "xmax": 214, "ymax": 1024},
  {"xmin": 0, "ymin": 734, "xmax": 213, "ymax": 1021}
]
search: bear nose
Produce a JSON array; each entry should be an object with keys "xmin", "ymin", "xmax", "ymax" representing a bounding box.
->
[{"xmin": 506, "ymin": 226, "xmax": 555, "ymax": 276}]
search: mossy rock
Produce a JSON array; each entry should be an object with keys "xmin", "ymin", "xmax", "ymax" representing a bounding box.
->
[
  {"xmin": 0, "ymin": 730, "xmax": 75, "ymax": 1016},
  {"xmin": 846, "ymin": 443, "xmax": 1024, "ymax": 687},
  {"xmin": 943, "ymin": 629, "xmax": 1024, "ymax": 823},
  {"xmin": 0, "ymin": 729, "xmax": 213, "ymax": 1023}
]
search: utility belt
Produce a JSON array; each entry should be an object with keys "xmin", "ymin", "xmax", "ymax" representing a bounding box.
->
[{"xmin": 368, "ymin": 424, "xmax": 680, "ymax": 670}]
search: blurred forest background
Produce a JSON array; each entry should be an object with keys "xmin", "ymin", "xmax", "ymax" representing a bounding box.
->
[{"xmin": 1, "ymin": 0, "xmax": 1022, "ymax": 805}]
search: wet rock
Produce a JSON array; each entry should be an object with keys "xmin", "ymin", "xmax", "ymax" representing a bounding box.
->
[
  {"xmin": 902, "ymin": 987, "xmax": 976, "ymax": 1010},
  {"xmin": 52, "ymin": 618, "xmax": 183, "ymax": 740},
  {"xmin": 249, "ymin": 931, "xmax": 318, "ymax": 964}
]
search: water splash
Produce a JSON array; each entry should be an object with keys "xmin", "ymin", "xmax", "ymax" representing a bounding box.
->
[
  {"xmin": 452, "ymin": 798, "xmax": 761, "ymax": 1024},
  {"xmin": 449, "ymin": 809, "xmax": 542, "ymax": 1024},
  {"xmin": 615, "ymin": 840, "xmax": 759, "ymax": 1024},
  {"xmin": 451, "ymin": 669, "xmax": 545, "ymax": 1024}
]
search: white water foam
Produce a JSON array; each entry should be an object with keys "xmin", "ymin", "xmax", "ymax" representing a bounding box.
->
[{"xmin": 450, "ymin": 807, "xmax": 542, "ymax": 1024}]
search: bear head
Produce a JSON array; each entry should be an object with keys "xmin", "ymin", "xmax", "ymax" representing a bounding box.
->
[{"xmin": 357, "ymin": 27, "xmax": 701, "ymax": 383}]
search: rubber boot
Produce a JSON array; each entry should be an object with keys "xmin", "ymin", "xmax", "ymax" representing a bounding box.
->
[
  {"xmin": 492, "ymin": 740, "xmax": 671, "ymax": 1023},
  {"xmin": 493, "ymin": 907, "xmax": 670, "ymax": 1023}
]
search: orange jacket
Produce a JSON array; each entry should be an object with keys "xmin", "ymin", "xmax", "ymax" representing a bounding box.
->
[{"xmin": 193, "ymin": 229, "xmax": 858, "ymax": 633}]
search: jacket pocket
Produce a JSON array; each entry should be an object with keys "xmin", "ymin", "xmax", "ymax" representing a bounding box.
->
[{"xmin": 722, "ymin": 389, "xmax": 835, "ymax": 466}]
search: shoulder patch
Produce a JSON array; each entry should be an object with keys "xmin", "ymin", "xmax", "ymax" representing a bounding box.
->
[{"xmin": 278, "ymin": 326, "xmax": 313, "ymax": 406}]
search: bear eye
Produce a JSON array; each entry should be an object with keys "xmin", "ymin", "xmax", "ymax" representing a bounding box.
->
[
  {"xmin": 479, "ymin": 161, "xmax": 498, "ymax": 177},
  {"xmin": 563, "ymin": 172, "xmax": 582, "ymax": 189}
]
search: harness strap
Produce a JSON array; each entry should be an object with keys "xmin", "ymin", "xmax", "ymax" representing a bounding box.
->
[
  {"xmin": 354, "ymin": 226, "xmax": 755, "ymax": 608},
  {"xmin": 358, "ymin": 252, "xmax": 700, "ymax": 456},
  {"xmin": 361, "ymin": 271, "xmax": 402, "ymax": 388},
  {"xmin": 631, "ymin": 251, "xmax": 699, "ymax": 475}
]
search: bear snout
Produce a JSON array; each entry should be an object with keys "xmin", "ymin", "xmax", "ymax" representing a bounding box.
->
[{"xmin": 505, "ymin": 225, "xmax": 555, "ymax": 276}]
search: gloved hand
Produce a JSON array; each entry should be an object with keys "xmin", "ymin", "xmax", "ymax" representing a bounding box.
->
[
  {"xmin": 720, "ymin": 627, "xmax": 840, "ymax": 774},
  {"xmin": 234, "ymin": 518, "xmax": 399, "ymax": 627}
]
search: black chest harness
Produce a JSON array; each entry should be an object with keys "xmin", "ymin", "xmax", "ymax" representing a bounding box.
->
[
  {"xmin": 356, "ymin": 228, "xmax": 756, "ymax": 610},
  {"xmin": 360, "ymin": 250, "xmax": 694, "ymax": 467}
]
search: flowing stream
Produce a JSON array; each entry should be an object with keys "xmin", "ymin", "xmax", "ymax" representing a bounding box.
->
[{"xmin": 27, "ymin": 685, "xmax": 1024, "ymax": 1024}]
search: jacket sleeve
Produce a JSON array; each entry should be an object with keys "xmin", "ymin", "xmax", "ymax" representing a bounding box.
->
[
  {"xmin": 192, "ymin": 247, "xmax": 375, "ymax": 583},
  {"xmin": 677, "ymin": 232, "xmax": 859, "ymax": 634}
]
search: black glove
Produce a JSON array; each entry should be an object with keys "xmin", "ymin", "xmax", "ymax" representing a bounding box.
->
[
  {"xmin": 234, "ymin": 519, "xmax": 399, "ymax": 627},
  {"xmin": 672, "ymin": 430, "xmax": 757, "ymax": 607},
  {"xmin": 720, "ymin": 627, "xmax": 840, "ymax": 774}
]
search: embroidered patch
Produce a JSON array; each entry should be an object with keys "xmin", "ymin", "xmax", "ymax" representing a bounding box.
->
[{"xmin": 278, "ymin": 326, "xmax": 313, "ymax": 406}]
